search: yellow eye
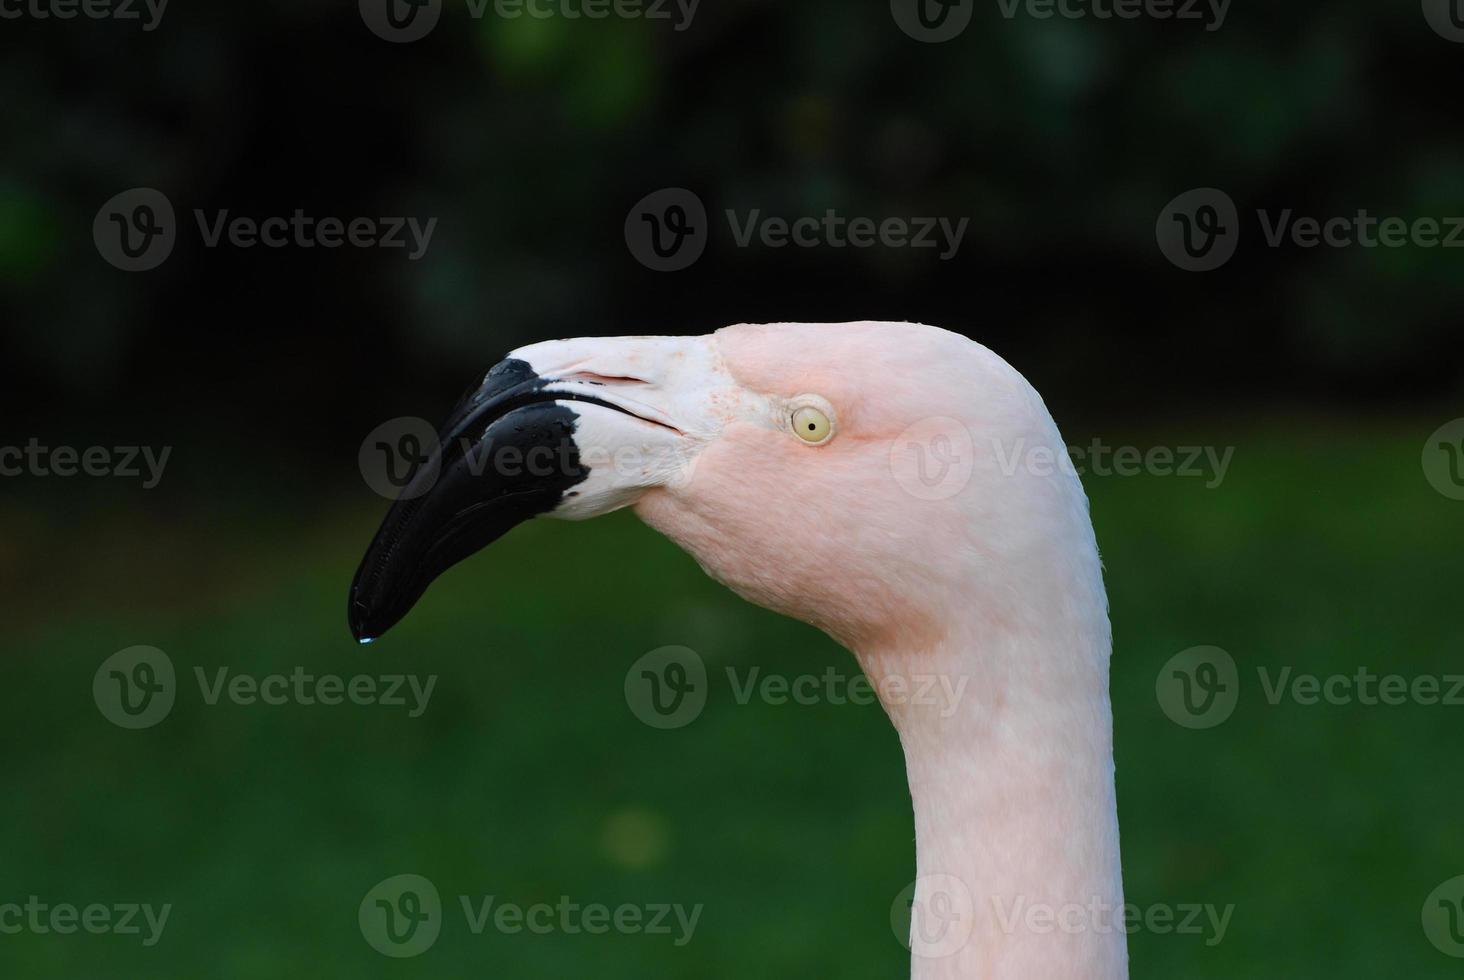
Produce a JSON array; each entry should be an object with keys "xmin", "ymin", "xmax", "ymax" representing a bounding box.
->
[{"xmin": 792, "ymin": 406, "xmax": 832, "ymax": 444}]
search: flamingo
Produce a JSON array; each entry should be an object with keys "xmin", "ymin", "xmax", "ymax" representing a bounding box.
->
[{"xmin": 349, "ymin": 321, "xmax": 1127, "ymax": 979}]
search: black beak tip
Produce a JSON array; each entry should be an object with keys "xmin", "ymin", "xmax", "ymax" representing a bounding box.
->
[
  {"xmin": 348, "ymin": 596, "xmax": 377, "ymax": 645},
  {"xmin": 349, "ymin": 576, "xmax": 401, "ymax": 645},
  {"xmin": 346, "ymin": 358, "xmax": 593, "ymax": 648}
]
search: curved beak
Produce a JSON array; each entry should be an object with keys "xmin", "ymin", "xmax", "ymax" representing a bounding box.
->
[{"xmin": 347, "ymin": 334, "xmax": 743, "ymax": 643}]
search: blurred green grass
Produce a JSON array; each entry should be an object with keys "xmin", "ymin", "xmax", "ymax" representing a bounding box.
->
[{"xmin": 3, "ymin": 419, "xmax": 1463, "ymax": 978}]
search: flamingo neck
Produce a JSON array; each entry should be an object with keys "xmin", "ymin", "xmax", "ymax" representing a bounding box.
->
[{"xmin": 858, "ymin": 578, "xmax": 1127, "ymax": 979}]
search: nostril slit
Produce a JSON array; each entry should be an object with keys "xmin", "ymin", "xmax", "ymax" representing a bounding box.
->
[{"xmin": 563, "ymin": 372, "xmax": 650, "ymax": 386}]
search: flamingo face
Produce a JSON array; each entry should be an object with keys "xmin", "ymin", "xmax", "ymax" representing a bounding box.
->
[{"xmin": 350, "ymin": 320, "xmax": 1068, "ymax": 655}]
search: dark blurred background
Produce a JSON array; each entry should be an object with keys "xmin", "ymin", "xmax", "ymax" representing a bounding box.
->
[
  {"xmin": 4, "ymin": 0, "xmax": 1462, "ymax": 441},
  {"xmin": 2, "ymin": 1, "xmax": 1463, "ymax": 977}
]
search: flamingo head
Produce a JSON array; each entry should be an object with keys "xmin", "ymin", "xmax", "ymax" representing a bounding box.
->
[{"xmin": 349, "ymin": 321, "xmax": 1084, "ymax": 656}]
